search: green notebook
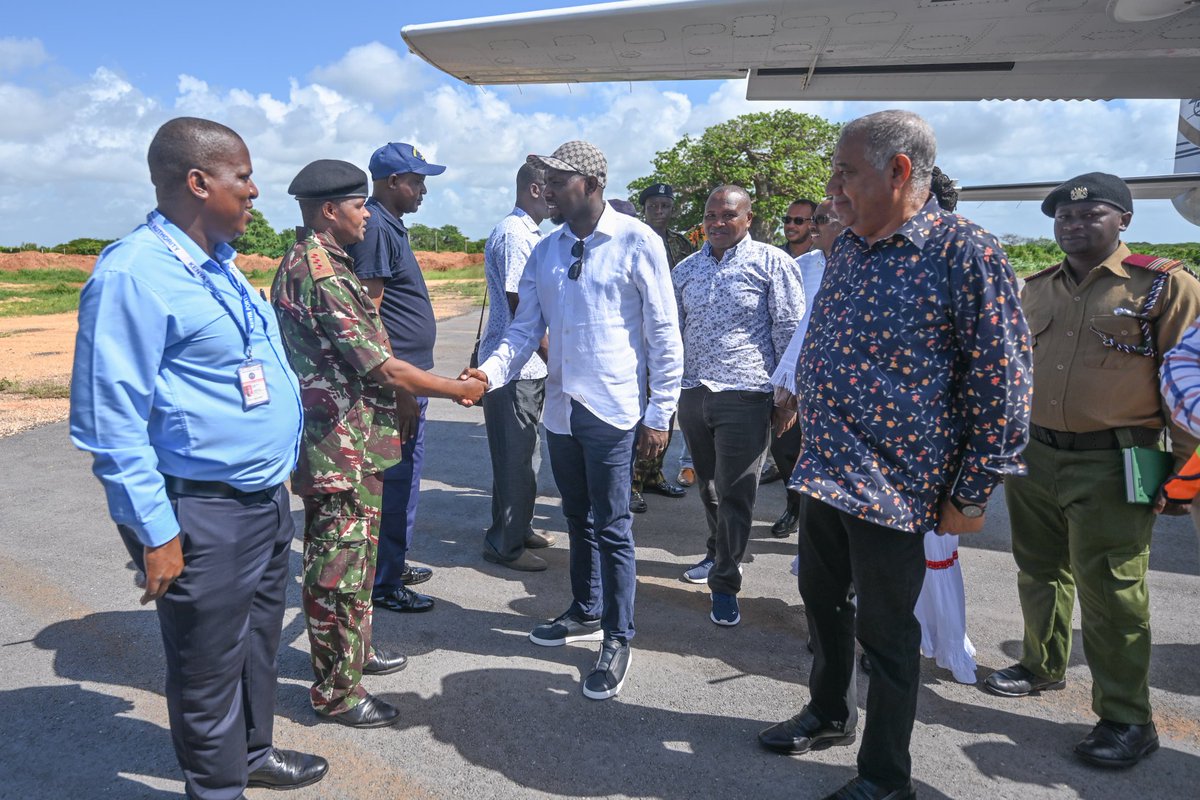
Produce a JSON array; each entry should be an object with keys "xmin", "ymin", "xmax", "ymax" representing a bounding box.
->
[{"xmin": 1123, "ymin": 447, "xmax": 1173, "ymax": 504}]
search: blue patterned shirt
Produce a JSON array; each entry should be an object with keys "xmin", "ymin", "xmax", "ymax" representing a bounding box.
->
[
  {"xmin": 792, "ymin": 197, "xmax": 1032, "ymax": 533},
  {"xmin": 673, "ymin": 237, "xmax": 805, "ymax": 393}
]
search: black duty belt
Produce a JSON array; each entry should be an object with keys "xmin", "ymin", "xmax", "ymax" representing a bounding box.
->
[
  {"xmin": 1030, "ymin": 424, "xmax": 1161, "ymax": 451},
  {"xmin": 162, "ymin": 474, "xmax": 278, "ymax": 500}
]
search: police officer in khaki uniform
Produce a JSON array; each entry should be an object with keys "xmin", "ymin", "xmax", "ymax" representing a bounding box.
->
[{"xmin": 985, "ymin": 172, "xmax": 1200, "ymax": 768}]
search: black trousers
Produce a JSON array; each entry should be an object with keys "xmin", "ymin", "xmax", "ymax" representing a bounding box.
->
[
  {"xmin": 797, "ymin": 495, "xmax": 926, "ymax": 790},
  {"xmin": 770, "ymin": 421, "xmax": 804, "ymax": 506},
  {"xmin": 120, "ymin": 485, "xmax": 294, "ymax": 800}
]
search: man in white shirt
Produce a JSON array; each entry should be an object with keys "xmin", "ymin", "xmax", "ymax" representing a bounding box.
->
[
  {"xmin": 465, "ymin": 141, "xmax": 683, "ymax": 700},
  {"xmin": 480, "ymin": 164, "xmax": 556, "ymax": 572}
]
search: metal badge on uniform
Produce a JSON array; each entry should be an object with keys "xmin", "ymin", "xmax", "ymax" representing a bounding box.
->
[{"xmin": 237, "ymin": 359, "xmax": 271, "ymax": 409}]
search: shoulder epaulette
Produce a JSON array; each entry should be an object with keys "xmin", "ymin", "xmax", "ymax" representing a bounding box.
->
[
  {"xmin": 1025, "ymin": 263, "xmax": 1061, "ymax": 281},
  {"xmin": 1123, "ymin": 253, "xmax": 1184, "ymax": 274},
  {"xmin": 305, "ymin": 242, "xmax": 336, "ymax": 281}
]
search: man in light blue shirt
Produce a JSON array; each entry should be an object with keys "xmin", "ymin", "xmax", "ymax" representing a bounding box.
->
[
  {"xmin": 466, "ymin": 141, "xmax": 683, "ymax": 701},
  {"xmin": 70, "ymin": 117, "xmax": 326, "ymax": 799},
  {"xmin": 480, "ymin": 163, "xmax": 556, "ymax": 571}
]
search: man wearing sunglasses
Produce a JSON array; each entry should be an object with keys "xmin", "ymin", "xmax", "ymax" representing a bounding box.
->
[
  {"xmin": 781, "ymin": 199, "xmax": 818, "ymax": 260},
  {"xmin": 466, "ymin": 140, "xmax": 683, "ymax": 701}
]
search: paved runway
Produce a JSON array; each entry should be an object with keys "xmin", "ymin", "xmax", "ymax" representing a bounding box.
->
[{"xmin": 2, "ymin": 310, "xmax": 1199, "ymax": 799}]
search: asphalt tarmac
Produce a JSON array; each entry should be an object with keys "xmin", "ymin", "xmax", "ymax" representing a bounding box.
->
[{"xmin": 2, "ymin": 311, "xmax": 1198, "ymax": 799}]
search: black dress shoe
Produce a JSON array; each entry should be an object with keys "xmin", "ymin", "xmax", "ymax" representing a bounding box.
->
[
  {"xmin": 821, "ymin": 776, "xmax": 916, "ymax": 800},
  {"xmin": 643, "ymin": 480, "xmax": 687, "ymax": 498},
  {"xmin": 759, "ymin": 461, "xmax": 781, "ymax": 484},
  {"xmin": 246, "ymin": 748, "xmax": 329, "ymax": 790},
  {"xmin": 630, "ymin": 491, "xmax": 648, "ymax": 514},
  {"xmin": 399, "ymin": 564, "xmax": 432, "ymax": 585},
  {"xmin": 758, "ymin": 705, "xmax": 856, "ymax": 755},
  {"xmin": 1074, "ymin": 719, "xmax": 1159, "ymax": 768},
  {"xmin": 363, "ymin": 646, "xmax": 408, "ymax": 675},
  {"xmin": 771, "ymin": 503, "xmax": 800, "ymax": 537},
  {"xmin": 983, "ymin": 663, "xmax": 1065, "ymax": 697},
  {"xmin": 318, "ymin": 693, "xmax": 401, "ymax": 729},
  {"xmin": 373, "ymin": 586, "xmax": 435, "ymax": 613}
]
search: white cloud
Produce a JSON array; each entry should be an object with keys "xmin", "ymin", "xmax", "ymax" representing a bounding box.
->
[
  {"xmin": 0, "ymin": 37, "xmax": 47, "ymax": 74},
  {"xmin": 0, "ymin": 39, "xmax": 1194, "ymax": 247}
]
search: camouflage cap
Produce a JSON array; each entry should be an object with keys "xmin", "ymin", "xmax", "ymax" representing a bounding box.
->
[{"xmin": 527, "ymin": 141, "xmax": 607, "ymax": 188}]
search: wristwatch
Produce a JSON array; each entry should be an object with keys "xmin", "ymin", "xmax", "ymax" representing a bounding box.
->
[{"xmin": 949, "ymin": 494, "xmax": 986, "ymax": 519}]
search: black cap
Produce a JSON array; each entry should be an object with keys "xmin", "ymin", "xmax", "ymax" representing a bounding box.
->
[
  {"xmin": 288, "ymin": 159, "xmax": 370, "ymax": 201},
  {"xmin": 608, "ymin": 198, "xmax": 638, "ymax": 217},
  {"xmin": 638, "ymin": 182, "xmax": 674, "ymax": 206},
  {"xmin": 1041, "ymin": 172, "xmax": 1132, "ymax": 217}
]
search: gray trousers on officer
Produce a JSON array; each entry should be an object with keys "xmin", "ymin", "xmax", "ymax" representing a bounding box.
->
[
  {"xmin": 483, "ymin": 378, "xmax": 546, "ymax": 561},
  {"xmin": 119, "ymin": 485, "xmax": 294, "ymax": 800},
  {"xmin": 677, "ymin": 386, "xmax": 773, "ymax": 595}
]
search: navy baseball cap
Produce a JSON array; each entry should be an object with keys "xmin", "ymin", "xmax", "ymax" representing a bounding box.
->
[{"xmin": 368, "ymin": 142, "xmax": 447, "ymax": 180}]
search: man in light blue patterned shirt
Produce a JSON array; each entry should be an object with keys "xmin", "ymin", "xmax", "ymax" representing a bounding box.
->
[
  {"xmin": 480, "ymin": 164, "xmax": 556, "ymax": 571},
  {"xmin": 673, "ymin": 185, "xmax": 805, "ymax": 627}
]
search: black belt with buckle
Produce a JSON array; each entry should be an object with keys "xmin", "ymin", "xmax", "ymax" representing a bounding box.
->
[
  {"xmin": 1030, "ymin": 424, "xmax": 1161, "ymax": 451},
  {"xmin": 162, "ymin": 473, "xmax": 278, "ymax": 500}
]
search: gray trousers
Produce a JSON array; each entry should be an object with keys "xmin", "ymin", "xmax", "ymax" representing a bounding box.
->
[
  {"xmin": 677, "ymin": 386, "xmax": 772, "ymax": 595},
  {"xmin": 483, "ymin": 377, "xmax": 546, "ymax": 561}
]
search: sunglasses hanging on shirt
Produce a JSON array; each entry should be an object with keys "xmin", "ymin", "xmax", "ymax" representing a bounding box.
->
[{"xmin": 569, "ymin": 239, "xmax": 585, "ymax": 280}]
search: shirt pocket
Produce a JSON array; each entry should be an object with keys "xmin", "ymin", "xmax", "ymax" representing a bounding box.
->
[
  {"xmin": 1083, "ymin": 314, "xmax": 1146, "ymax": 369},
  {"xmin": 1027, "ymin": 315, "xmax": 1052, "ymax": 368}
]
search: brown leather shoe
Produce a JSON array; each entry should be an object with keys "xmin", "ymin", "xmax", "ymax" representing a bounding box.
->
[
  {"xmin": 524, "ymin": 531, "xmax": 556, "ymax": 549},
  {"xmin": 482, "ymin": 548, "xmax": 547, "ymax": 571}
]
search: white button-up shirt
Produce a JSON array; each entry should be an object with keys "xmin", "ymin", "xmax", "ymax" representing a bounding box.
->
[
  {"xmin": 480, "ymin": 203, "xmax": 683, "ymax": 435},
  {"xmin": 481, "ymin": 207, "xmax": 547, "ymax": 381},
  {"xmin": 771, "ymin": 249, "xmax": 826, "ymax": 391}
]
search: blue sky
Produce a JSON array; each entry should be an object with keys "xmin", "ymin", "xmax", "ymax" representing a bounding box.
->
[{"xmin": 2, "ymin": 0, "xmax": 1196, "ymax": 246}]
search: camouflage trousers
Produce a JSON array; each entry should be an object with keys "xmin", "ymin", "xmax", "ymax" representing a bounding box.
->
[
  {"xmin": 301, "ymin": 472, "xmax": 383, "ymax": 715},
  {"xmin": 631, "ymin": 415, "xmax": 675, "ymax": 492}
]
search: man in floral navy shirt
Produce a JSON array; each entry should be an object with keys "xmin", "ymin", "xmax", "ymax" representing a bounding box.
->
[{"xmin": 757, "ymin": 110, "xmax": 1032, "ymax": 800}]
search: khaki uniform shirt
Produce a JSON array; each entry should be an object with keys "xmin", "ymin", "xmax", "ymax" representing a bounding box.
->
[{"xmin": 1021, "ymin": 242, "xmax": 1200, "ymax": 464}]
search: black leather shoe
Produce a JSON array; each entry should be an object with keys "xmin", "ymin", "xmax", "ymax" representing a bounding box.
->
[
  {"xmin": 983, "ymin": 663, "xmax": 1065, "ymax": 697},
  {"xmin": 630, "ymin": 491, "xmax": 648, "ymax": 514},
  {"xmin": 758, "ymin": 706, "xmax": 856, "ymax": 755},
  {"xmin": 363, "ymin": 646, "xmax": 408, "ymax": 676},
  {"xmin": 318, "ymin": 693, "xmax": 401, "ymax": 729},
  {"xmin": 859, "ymin": 652, "xmax": 873, "ymax": 674},
  {"xmin": 643, "ymin": 480, "xmax": 687, "ymax": 498},
  {"xmin": 821, "ymin": 776, "xmax": 916, "ymax": 800},
  {"xmin": 399, "ymin": 564, "xmax": 432, "ymax": 585},
  {"xmin": 759, "ymin": 461, "xmax": 781, "ymax": 484},
  {"xmin": 1074, "ymin": 719, "xmax": 1159, "ymax": 768},
  {"xmin": 373, "ymin": 586, "xmax": 435, "ymax": 613},
  {"xmin": 771, "ymin": 503, "xmax": 800, "ymax": 537},
  {"xmin": 246, "ymin": 748, "xmax": 329, "ymax": 790}
]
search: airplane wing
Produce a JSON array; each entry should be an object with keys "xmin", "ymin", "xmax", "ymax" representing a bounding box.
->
[
  {"xmin": 959, "ymin": 174, "xmax": 1200, "ymax": 202},
  {"xmin": 401, "ymin": 0, "xmax": 1200, "ymax": 101}
]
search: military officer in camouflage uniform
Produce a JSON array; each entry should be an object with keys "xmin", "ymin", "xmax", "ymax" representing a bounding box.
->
[
  {"xmin": 985, "ymin": 173, "xmax": 1200, "ymax": 768},
  {"xmin": 631, "ymin": 182, "xmax": 695, "ymax": 512},
  {"xmin": 272, "ymin": 160, "xmax": 486, "ymax": 729}
]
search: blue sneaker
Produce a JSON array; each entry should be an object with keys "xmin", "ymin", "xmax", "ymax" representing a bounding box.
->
[
  {"xmin": 711, "ymin": 592, "xmax": 740, "ymax": 626},
  {"xmin": 682, "ymin": 558, "xmax": 714, "ymax": 584}
]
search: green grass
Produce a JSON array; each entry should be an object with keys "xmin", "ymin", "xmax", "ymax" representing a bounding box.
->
[
  {"xmin": 0, "ymin": 268, "xmax": 88, "ymax": 317},
  {"xmin": 0, "ymin": 377, "xmax": 70, "ymax": 398},
  {"xmin": 424, "ymin": 264, "xmax": 485, "ymax": 281},
  {"xmin": 3, "ymin": 268, "xmax": 91, "ymax": 284}
]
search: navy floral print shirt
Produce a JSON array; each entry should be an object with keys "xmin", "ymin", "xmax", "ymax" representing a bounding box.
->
[{"xmin": 792, "ymin": 196, "xmax": 1032, "ymax": 533}]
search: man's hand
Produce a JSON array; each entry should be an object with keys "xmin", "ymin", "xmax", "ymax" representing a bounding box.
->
[
  {"xmin": 936, "ymin": 497, "xmax": 986, "ymax": 535},
  {"xmin": 773, "ymin": 386, "xmax": 798, "ymax": 411},
  {"xmin": 772, "ymin": 405, "xmax": 797, "ymax": 438},
  {"xmin": 141, "ymin": 535, "xmax": 184, "ymax": 604},
  {"xmin": 636, "ymin": 426, "xmax": 669, "ymax": 460},
  {"xmin": 459, "ymin": 367, "xmax": 489, "ymax": 388},
  {"xmin": 1153, "ymin": 488, "xmax": 1189, "ymax": 516},
  {"xmin": 456, "ymin": 377, "xmax": 486, "ymax": 407},
  {"xmin": 396, "ymin": 390, "xmax": 420, "ymax": 441}
]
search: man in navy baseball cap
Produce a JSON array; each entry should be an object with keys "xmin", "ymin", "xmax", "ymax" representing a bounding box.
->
[{"xmin": 368, "ymin": 142, "xmax": 446, "ymax": 180}]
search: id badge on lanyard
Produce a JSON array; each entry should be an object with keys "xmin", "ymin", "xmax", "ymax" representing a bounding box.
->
[{"xmin": 146, "ymin": 213, "xmax": 271, "ymax": 410}]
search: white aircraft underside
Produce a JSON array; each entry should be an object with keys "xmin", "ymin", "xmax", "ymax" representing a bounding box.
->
[{"xmin": 402, "ymin": 0, "xmax": 1200, "ymax": 101}]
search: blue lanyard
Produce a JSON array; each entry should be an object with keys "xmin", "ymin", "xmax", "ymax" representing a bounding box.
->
[{"xmin": 146, "ymin": 212, "xmax": 257, "ymax": 360}]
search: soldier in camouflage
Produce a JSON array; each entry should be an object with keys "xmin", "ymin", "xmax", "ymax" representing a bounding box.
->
[
  {"xmin": 272, "ymin": 159, "xmax": 486, "ymax": 729},
  {"xmin": 630, "ymin": 183, "xmax": 695, "ymax": 513}
]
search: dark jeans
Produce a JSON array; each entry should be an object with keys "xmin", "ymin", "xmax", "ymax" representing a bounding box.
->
[
  {"xmin": 771, "ymin": 419, "xmax": 804, "ymax": 508},
  {"xmin": 545, "ymin": 400, "xmax": 638, "ymax": 642},
  {"xmin": 119, "ymin": 484, "xmax": 294, "ymax": 800},
  {"xmin": 797, "ymin": 495, "xmax": 926, "ymax": 790},
  {"xmin": 483, "ymin": 378, "xmax": 546, "ymax": 561},
  {"xmin": 375, "ymin": 396, "xmax": 427, "ymax": 594},
  {"xmin": 677, "ymin": 386, "xmax": 772, "ymax": 595}
]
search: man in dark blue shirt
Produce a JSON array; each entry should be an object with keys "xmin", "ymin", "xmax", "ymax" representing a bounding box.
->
[
  {"xmin": 348, "ymin": 142, "xmax": 445, "ymax": 613},
  {"xmin": 757, "ymin": 110, "xmax": 1032, "ymax": 800}
]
